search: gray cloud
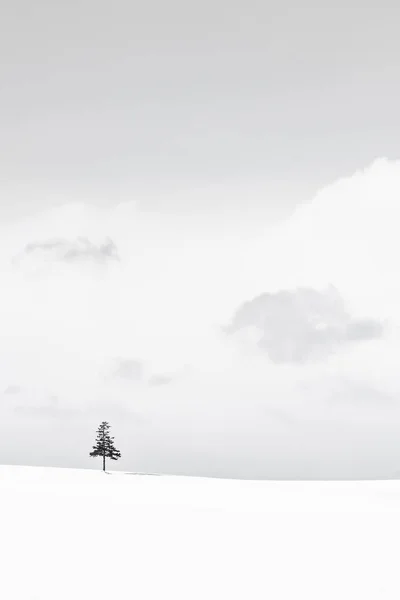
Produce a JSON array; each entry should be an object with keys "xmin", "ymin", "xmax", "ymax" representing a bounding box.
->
[
  {"xmin": 345, "ymin": 319, "xmax": 385, "ymax": 342},
  {"xmin": 323, "ymin": 379, "xmax": 395, "ymax": 408},
  {"xmin": 148, "ymin": 374, "xmax": 174, "ymax": 387},
  {"xmin": 4, "ymin": 385, "xmax": 21, "ymax": 395},
  {"xmin": 14, "ymin": 236, "xmax": 120, "ymax": 267},
  {"xmin": 14, "ymin": 396, "xmax": 80, "ymax": 420},
  {"xmin": 225, "ymin": 286, "xmax": 385, "ymax": 364},
  {"xmin": 258, "ymin": 405, "xmax": 301, "ymax": 428},
  {"xmin": 14, "ymin": 406, "xmax": 78, "ymax": 419},
  {"xmin": 13, "ymin": 394, "xmax": 147, "ymax": 424},
  {"xmin": 112, "ymin": 359, "xmax": 144, "ymax": 382},
  {"xmin": 108, "ymin": 360, "xmax": 175, "ymax": 387}
]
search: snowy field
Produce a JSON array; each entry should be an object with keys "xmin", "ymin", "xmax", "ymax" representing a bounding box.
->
[{"xmin": 1, "ymin": 466, "xmax": 400, "ymax": 599}]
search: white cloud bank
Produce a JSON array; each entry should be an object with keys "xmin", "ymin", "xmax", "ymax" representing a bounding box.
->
[{"xmin": 1, "ymin": 158, "xmax": 400, "ymax": 478}]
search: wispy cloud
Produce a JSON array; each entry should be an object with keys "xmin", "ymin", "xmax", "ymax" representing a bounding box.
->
[{"xmin": 12, "ymin": 236, "xmax": 120, "ymax": 271}]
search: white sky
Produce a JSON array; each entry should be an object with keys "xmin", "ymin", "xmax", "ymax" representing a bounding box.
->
[
  {"xmin": 0, "ymin": 159, "xmax": 400, "ymax": 478},
  {"xmin": 1, "ymin": 0, "xmax": 400, "ymax": 221}
]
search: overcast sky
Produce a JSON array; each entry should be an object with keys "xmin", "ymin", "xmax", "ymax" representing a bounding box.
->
[{"xmin": 1, "ymin": 0, "xmax": 400, "ymax": 478}]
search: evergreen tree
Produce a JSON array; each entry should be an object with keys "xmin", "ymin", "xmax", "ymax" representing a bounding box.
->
[{"xmin": 90, "ymin": 421, "xmax": 121, "ymax": 471}]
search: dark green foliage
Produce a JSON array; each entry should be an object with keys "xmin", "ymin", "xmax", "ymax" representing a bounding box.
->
[{"xmin": 90, "ymin": 421, "xmax": 121, "ymax": 471}]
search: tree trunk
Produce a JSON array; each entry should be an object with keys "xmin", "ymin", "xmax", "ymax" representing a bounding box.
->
[{"xmin": 103, "ymin": 452, "xmax": 106, "ymax": 472}]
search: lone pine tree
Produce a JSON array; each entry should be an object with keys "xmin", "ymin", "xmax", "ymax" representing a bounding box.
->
[{"xmin": 90, "ymin": 421, "xmax": 121, "ymax": 471}]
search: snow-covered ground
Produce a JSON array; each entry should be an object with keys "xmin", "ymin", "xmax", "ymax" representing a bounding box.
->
[{"xmin": 1, "ymin": 466, "xmax": 399, "ymax": 599}]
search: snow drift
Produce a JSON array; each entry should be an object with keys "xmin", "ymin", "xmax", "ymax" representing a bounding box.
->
[{"xmin": 0, "ymin": 465, "xmax": 399, "ymax": 599}]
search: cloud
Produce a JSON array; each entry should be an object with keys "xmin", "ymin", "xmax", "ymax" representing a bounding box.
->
[
  {"xmin": 12, "ymin": 235, "xmax": 120, "ymax": 273},
  {"xmin": 11, "ymin": 393, "xmax": 80, "ymax": 420},
  {"xmin": 225, "ymin": 286, "xmax": 385, "ymax": 363},
  {"xmin": 14, "ymin": 403, "xmax": 80, "ymax": 420},
  {"xmin": 4, "ymin": 385, "xmax": 21, "ymax": 395},
  {"xmin": 11, "ymin": 392, "xmax": 147, "ymax": 425},
  {"xmin": 111, "ymin": 359, "xmax": 144, "ymax": 382},
  {"xmin": 148, "ymin": 374, "xmax": 174, "ymax": 387},
  {"xmin": 345, "ymin": 319, "xmax": 385, "ymax": 341},
  {"xmin": 326, "ymin": 379, "xmax": 395, "ymax": 408},
  {"xmin": 257, "ymin": 405, "xmax": 301, "ymax": 427}
]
